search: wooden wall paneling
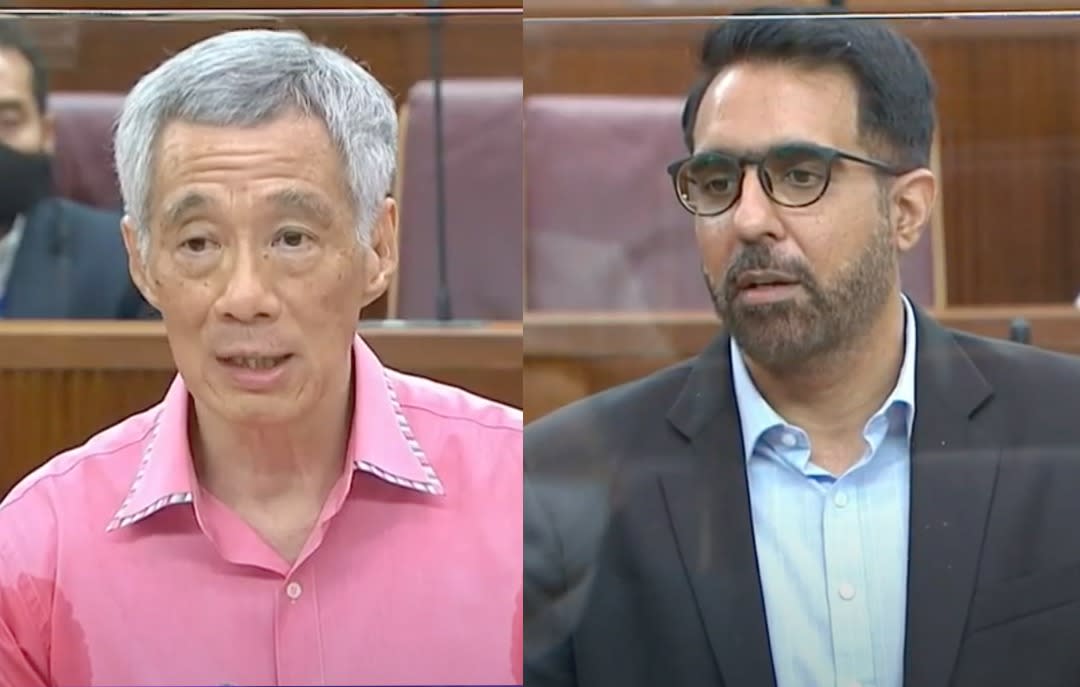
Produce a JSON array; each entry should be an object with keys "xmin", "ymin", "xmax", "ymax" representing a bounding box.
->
[
  {"xmin": 524, "ymin": 0, "xmax": 823, "ymax": 16},
  {"xmin": 524, "ymin": 19, "xmax": 701, "ymax": 97},
  {"xmin": 13, "ymin": 11, "xmax": 521, "ymax": 110},
  {"xmin": 524, "ymin": 0, "xmax": 1080, "ymax": 14},
  {"xmin": 12, "ymin": 1, "xmax": 518, "ymax": 10},
  {"xmin": 903, "ymin": 20, "xmax": 1080, "ymax": 305}
]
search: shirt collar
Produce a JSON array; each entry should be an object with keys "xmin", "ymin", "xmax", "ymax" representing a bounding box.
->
[
  {"xmin": 107, "ymin": 334, "xmax": 444, "ymax": 532},
  {"xmin": 731, "ymin": 294, "xmax": 918, "ymax": 460}
]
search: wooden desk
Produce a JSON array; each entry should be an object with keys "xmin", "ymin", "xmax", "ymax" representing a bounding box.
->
[
  {"xmin": 0, "ymin": 320, "xmax": 521, "ymax": 496},
  {"xmin": 524, "ymin": 306, "xmax": 1080, "ymax": 422}
]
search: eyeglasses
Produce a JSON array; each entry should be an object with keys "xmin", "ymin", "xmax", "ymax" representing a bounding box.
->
[{"xmin": 666, "ymin": 142, "xmax": 907, "ymax": 217}]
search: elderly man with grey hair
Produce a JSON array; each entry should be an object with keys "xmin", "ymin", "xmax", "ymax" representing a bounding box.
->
[{"xmin": 0, "ymin": 29, "xmax": 522, "ymax": 687}]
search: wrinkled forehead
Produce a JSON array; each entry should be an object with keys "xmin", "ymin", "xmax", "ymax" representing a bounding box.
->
[
  {"xmin": 158, "ymin": 186, "xmax": 339, "ymax": 230},
  {"xmin": 148, "ymin": 115, "xmax": 352, "ymax": 221}
]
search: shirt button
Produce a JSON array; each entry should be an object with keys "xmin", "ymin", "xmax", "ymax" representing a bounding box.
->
[
  {"xmin": 780, "ymin": 432, "xmax": 798, "ymax": 447},
  {"xmin": 838, "ymin": 582, "xmax": 856, "ymax": 600},
  {"xmin": 834, "ymin": 491, "xmax": 849, "ymax": 508},
  {"xmin": 286, "ymin": 581, "xmax": 303, "ymax": 600}
]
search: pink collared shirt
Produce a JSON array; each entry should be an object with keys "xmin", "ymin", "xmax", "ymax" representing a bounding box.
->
[{"xmin": 0, "ymin": 335, "xmax": 522, "ymax": 686}]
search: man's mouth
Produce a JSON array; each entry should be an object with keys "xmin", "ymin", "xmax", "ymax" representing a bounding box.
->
[
  {"xmin": 218, "ymin": 355, "xmax": 292, "ymax": 370},
  {"xmin": 734, "ymin": 270, "xmax": 801, "ymax": 290}
]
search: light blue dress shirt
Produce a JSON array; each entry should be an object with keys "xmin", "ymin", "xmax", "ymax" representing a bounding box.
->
[{"xmin": 731, "ymin": 296, "xmax": 916, "ymax": 687}]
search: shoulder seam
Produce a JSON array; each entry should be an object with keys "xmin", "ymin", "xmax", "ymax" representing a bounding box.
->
[
  {"xmin": 399, "ymin": 402, "xmax": 522, "ymax": 433},
  {"xmin": 0, "ymin": 429, "xmax": 151, "ymax": 513}
]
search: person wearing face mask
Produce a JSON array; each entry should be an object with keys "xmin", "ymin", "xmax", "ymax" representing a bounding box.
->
[{"xmin": 0, "ymin": 20, "xmax": 150, "ymax": 319}]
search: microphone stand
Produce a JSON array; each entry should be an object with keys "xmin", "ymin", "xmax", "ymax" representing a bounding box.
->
[
  {"xmin": 428, "ymin": 0, "xmax": 452, "ymax": 321},
  {"xmin": 368, "ymin": 2, "xmax": 486, "ymax": 332},
  {"xmin": 1009, "ymin": 317, "xmax": 1032, "ymax": 345}
]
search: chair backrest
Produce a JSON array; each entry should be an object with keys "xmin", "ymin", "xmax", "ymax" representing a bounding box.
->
[
  {"xmin": 48, "ymin": 91, "xmax": 125, "ymax": 211},
  {"xmin": 525, "ymin": 94, "xmax": 708, "ymax": 311},
  {"xmin": 525, "ymin": 94, "xmax": 947, "ymax": 311},
  {"xmin": 394, "ymin": 78, "xmax": 523, "ymax": 320}
]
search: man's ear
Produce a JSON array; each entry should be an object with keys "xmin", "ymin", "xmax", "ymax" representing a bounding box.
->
[
  {"xmin": 121, "ymin": 216, "xmax": 160, "ymax": 310},
  {"xmin": 358, "ymin": 197, "xmax": 398, "ymax": 308},
  {"xmin": 891, "ymin": 168, "xmax": 936, "ymax": 254}
]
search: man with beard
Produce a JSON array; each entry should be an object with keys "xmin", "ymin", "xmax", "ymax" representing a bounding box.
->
[
  {"xmin": 525, "ymin": 9, "xmax": 1080, "ymax": 687},
  {"xmin": 0, "ymin": 21, "xmax": 148, "ymax": 319}
]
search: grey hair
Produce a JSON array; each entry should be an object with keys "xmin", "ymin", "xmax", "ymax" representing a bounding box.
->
[{"xmin": 113, "ymin": 29, "xmax": 398, "ymax": 257}]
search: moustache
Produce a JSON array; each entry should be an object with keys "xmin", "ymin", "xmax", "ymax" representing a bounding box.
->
[{"xmin": 723, "ymin": 244, "xmax": 814, "ymax": 293}]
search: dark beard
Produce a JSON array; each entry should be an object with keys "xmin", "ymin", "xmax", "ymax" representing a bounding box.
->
[{"xmin": 706, "ymin": 221, "xmax": 897, "ymax": 370}]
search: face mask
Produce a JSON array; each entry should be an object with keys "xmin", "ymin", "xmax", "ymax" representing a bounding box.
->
[{"xmin": 0, "ymin": 142, "xmax": 51, "ymax": 227}]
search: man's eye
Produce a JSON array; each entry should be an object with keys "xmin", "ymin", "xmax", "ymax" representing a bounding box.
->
[{"xmin": 276, "ymin": 230, "xmax": 312, "ymax": 249}]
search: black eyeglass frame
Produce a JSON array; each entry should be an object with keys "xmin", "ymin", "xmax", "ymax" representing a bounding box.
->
[{"xmin": 665, "ymin": 142, "xmax": 909, "ymax": 217}]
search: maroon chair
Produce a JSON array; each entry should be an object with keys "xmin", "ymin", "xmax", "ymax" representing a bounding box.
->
[
  {"xmin": 525, "ymin": 95, "xmax": 708, "ymax": 312},
  {"xmin": 525, "ymin": 94, "xmax": 946, "ymax": 311},
  {"xmin": 393, "ymin": 78, "xmax": 523, "ymax": 321},
  {"xmin": 48, "ymin": 91, "xmax": 125, "ymax": 211}
]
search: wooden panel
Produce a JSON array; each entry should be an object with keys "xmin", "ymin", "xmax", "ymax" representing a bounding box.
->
[
  {"xmin": 523, "ymin": 307, "xmax": 1080, "ymax": 422},
  {"xmin": 523, "ymin": 12, "xmax": 1080, "ymax": 306},
  {"xmin": 526, "ymin": 0, "xmax": 1080, "ymax": 13},
  {"xmin": 17, "ymin": 1, "xmax": 517, "ymax": 7},
  {"xmin": 848, "ymin": 0, "xmax": 1080, "ymax": 9},
  {"xmin": 8, "ymin": 2, "xmax": 521, "ymax": 108},
  {"xmin": 0, "ymin": 320, "xmax": 521, "ymax": 496},
  {"xmin": 525, "ymin": 0, "xmax": 822, "ymax": 15}
]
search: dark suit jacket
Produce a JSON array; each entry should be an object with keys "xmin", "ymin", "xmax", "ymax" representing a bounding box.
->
[
  {"xmin": 4, "ymin": 197, "xmax": 151, "ymax": 319},
  {"xmin": 525, "ymin": 304, "xmax": 1080, "ymax": 687}
]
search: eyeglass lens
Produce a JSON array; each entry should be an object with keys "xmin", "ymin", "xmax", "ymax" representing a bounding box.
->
[{"xmin": 674, "ymin": 145, "xmax": 832, "ymax": 215}]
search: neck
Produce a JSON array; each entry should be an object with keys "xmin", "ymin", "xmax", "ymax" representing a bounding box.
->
[
  {"xmin": 190, "ymin": 379, "xmax": 354, "ymax": 513},
  {"xmin": 744, "ymin": 294, "xmax": 907, "ymax": 441}
]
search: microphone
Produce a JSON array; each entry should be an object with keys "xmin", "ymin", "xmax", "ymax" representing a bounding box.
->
[
  {"xmin": 1009, "ymin": 317, "xmax": 1031, "ymax": 345},
  {"xmin": 368, "ymin": 2, "xmax": 487, "ymax": 332},
  {"xmin": 428, "ymin": 0, "xmax": 452, "ymax": 321}
]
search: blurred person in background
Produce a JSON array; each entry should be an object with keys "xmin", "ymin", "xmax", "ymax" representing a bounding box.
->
[
  {"xmin": 526, "ymin": 8, "xmax": 1080, "ymax": 687},
  {"xmin": 0, "ymin": 20, "xmax": 148, "ymax": 319},
  {"xmin": 0, "ymin": 28, "xmax": 522, "ymax": 686}
]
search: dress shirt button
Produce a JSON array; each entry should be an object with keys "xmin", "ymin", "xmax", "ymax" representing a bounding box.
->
[
  {"xmin": 286, "ymin": 581, "xmax": 303, "ymax": 600},
  {"xmin": 838, "ymin": 582, "xmax": 856, "ymax": 601},
  {"xmin": 780, "ymin": 432, "xmax": 798, "ymax": 447},
  {"xmin": 834, "ymin": 491, "xmax": 849, "ymax": 508}
]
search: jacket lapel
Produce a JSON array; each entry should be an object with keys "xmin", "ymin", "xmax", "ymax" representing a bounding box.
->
[
  {"xmin": 659, "ymin": 306, "xmax": 1002, "ymax": 687},
  {"xmin": 5, "ymin": 200, "xmax": 70, "ymax": 318},
  {"xmin": 663, "ymin": 333, "xmax": 777, "ymax": 687},
  {"xmin": 903, "ymin": 307, "xmax": 999, "ymax": 687}
]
